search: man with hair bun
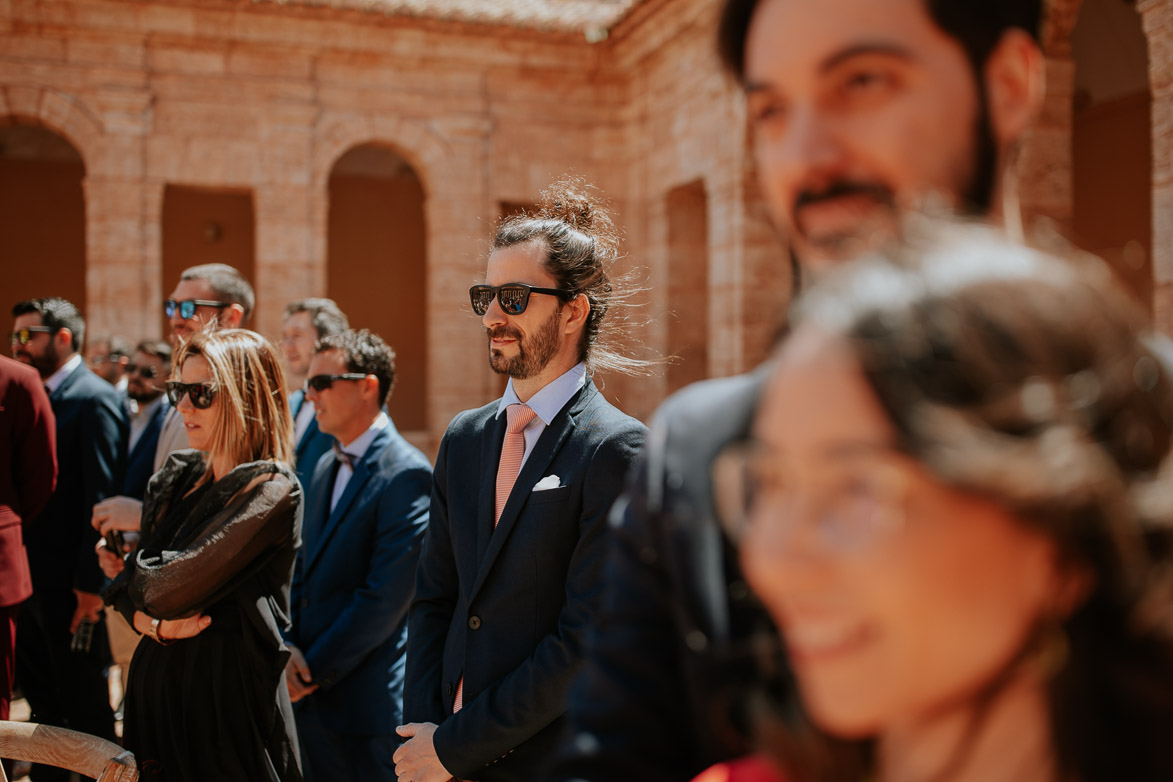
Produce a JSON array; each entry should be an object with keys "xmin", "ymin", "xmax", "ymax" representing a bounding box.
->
[{"xmin": 395, "ymin": 178, "xmax": 648, "ymax": 782}]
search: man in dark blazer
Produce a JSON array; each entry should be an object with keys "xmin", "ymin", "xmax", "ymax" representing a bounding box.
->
[
  {"xmin": 396, "ymin": 186, "xmax": 648, "ymax": 782},
  {"xmin": 119, "ymin": 341, "xmax": 171, "ymax": 502},
  {"xmin": 548, "ymin": 2, "xmax": 1050, "ymax": 779},
  {"xmin": 281, "ymin": 298, "xmax": 350, "ymax": 494},
  {"xmin": 0, "ymin": 355, "xmax": 57, "ymax": 732},
  {"xmin": 11, "ymin": 298, "xmax": 126, "ymax": 776},
  {"xmin": 284, "ymin": 329, "xmax": 430, "ymax": 781}
]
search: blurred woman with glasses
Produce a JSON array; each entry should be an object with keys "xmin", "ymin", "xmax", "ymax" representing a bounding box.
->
[
  {"xmin": 103, "ymin": 328, "xmax": 304, "ymax": 781},
  {"xmin": 704, "ymin": 224, "xmax": 1173, "ymax": 782}
]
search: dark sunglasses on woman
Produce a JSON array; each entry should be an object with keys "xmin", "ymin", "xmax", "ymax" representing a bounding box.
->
[
  {"xmin": 468, "ymin": 283, "xmax": 575, "ymax": 316},
  {"xmin": 165, "ymin": 381, "xmax": 217, "ymax": 409}
]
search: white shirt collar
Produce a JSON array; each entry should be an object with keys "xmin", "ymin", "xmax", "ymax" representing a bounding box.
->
[
  {"xmin": 496, "ymin": 362, "xmax": 588, "ymax": 425},
  {"xmin": 338, "ymin": 412, "xmax": 390, "ymax": 462},
  {"xmin": 44, "ymin": 353, "xmax": 83, "ymax": 394},
  {"xmin": 133, "ymin": 394, "xmax": 167, "ymax": 421}
]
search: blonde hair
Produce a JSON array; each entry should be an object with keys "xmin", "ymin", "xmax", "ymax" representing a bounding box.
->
[{"xmin": 174, "ymin": 329, "xmax": 294, "ymax": 475}]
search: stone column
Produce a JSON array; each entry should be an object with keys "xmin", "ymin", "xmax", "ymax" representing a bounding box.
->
[{"xmin": 1140, "ymin": 0, "xmax": 1173, "ymax": 334}]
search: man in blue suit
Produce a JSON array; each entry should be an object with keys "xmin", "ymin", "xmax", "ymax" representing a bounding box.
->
[
  {"xmin": 119, "ymin": 341, "xmax": 171, "ymax": 502},
  {"xmin": 396, "ymin": 180, "xmax": 648, "ymax": 782},
  {"xmin": 11, "ymin": 298, "xmax": 125, "ymax": 779},
  {"xmin": 281, "ymin": 298, "xmax": 350, "ymax": 494},
  {"xmin": 285, "ymin": 328, "xmax": 431, "ymax": 781}
]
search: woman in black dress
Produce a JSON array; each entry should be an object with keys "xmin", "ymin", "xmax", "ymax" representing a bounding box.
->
[{"xmin": 103, "ymin": 328, "xmax": 303, "ymax": 781}]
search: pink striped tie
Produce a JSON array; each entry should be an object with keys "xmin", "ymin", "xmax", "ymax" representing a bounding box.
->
[
  {"xmin": 454, "ymin": 402, "xmax": 536, "ymax": 714},
  {"xmin": 494, "ymin": 403, "xmax": 537, "ymax": 527}
]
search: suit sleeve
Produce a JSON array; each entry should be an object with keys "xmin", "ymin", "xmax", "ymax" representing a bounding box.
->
[
  {"xmin": 404, "ymin": 430, "xmax": 460, "ymax": 724},
  {"xmin": 74, "ymin": 385, "xmax": 127, "ymax": 594},
  {"xmin": 545, "ymin": 448, "xmax": 710, "ymax": 781},
  {"xmin": 303, "ymin": 463, "xmax": 431, "ymax": 689},
  {"xmin": 432, "ymin": 422, "xmax": 646, "ymax": 777},
  {"xmin": 127, "ymin": 473, "xmax": 301, "ymax": 618},
  {"xmin": 14, "ymin": 374, "xmax": 57, "ymax": 523}
]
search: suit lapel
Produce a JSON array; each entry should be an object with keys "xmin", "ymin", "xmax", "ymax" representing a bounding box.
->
[
  {"xmin": 475, "ymin": 411, "xmax": 508, "ymax": 563},
  {"xmin": 303, "ymin": 427, "xmax": 391, "ymax": 576},
  {"xmin": 469, "ymin": 384, "xmax": 594, "ymax": 602}
]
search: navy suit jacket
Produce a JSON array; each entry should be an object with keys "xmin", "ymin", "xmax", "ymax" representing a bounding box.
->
[
  {"xmin": 27, "ymin": 362, "xmax": 127, "ymax": 597},
  {"xmin": 404, "ymin": 381, "xmax": 646, "ymax": 781},
  {"xmin": 121, "ymin": 399, "xmax": 167, "ymax": 500},
  {"xmin": 291, "ymin": 389, "xmax": 336, "ymax": 498},
  {"xmin": 289, "ymin": 419, "xmax": 431, "ymax": 735}
]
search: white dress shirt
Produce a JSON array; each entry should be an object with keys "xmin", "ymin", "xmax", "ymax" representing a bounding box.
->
[
  {"xmin": 331, "ymin": 412, "xmax": 390, "ymax": 512},
  {"xmin": 293, "ymin": 397, "xmax": 316, "ymax": 448},
  {"xmin": 128, "ymin": 395, "xmax": 167, "ymax": 454},
  {"xmin": 44, "ymin": 353, "xmax": 83, "ymax": 394},
  {"xmin": 495, "ymin": 362, "xmax": 588, "ymax": 469}
]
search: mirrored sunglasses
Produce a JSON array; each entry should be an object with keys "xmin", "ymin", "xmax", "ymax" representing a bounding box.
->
[
  {"xmin": 164, "ymin": 298, "xmax": 231, "ymax": 320},
  {"xmin": 165, "ymin": 381, "xmax": 217, "ymax": 409},
  {"xmin": 468, "ymin": 283, "xmax": 574, "ymax": 316},
  {"xmin": 9, "ymin": 326, "xmax": 54, "ymax": 345}
]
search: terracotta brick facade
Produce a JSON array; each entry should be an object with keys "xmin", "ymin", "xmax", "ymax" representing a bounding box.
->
[{"xmin": 0, "ymin": 0, "xmax": 1163, "ymax": 451}]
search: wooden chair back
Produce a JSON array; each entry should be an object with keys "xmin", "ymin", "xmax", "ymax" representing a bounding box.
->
[{"xmin": 0, "ymin": 721, "xmax": 137, "ymax": 781}]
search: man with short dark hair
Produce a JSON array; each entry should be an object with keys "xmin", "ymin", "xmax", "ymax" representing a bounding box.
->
[
  {"xmin": 120, "ymin": 341, "xmax": 172, "ymax": 502},
  {"xmin": 550, "ymin": 1, "xmax": 1047, "ymax": 779},
  {"xmin": 92, "ymin": 264, "xmax": 254, "ymax": 544},
  {"xmin": 284, "ymin": 329, "xmax": 430, "ymax": 781},
  {"xmin": 281, "ymin": 298, "xmax": 350, "ymax": 492},
  {"xmin": 84, "ymin": 334, "xmax": 132, "ymax": 393},
  {"xmin": 10, "ymin": 298, "xmax": 125, "ymax": 776}
]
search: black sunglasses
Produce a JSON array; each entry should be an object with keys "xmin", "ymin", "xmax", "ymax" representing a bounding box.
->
[
  {"xmin": 9, "ymin": 326, "xmax": 54, "ymax": 345},
  {"xmin": 165, "ymin": 381, "xmax": 217, "ymax": 409},
  {"xmin": 164, "ymin": 298, "xmax": 230, "ymax": 320},
  {"xmin": 469, "ymin": 283, "xmax": 575, "ymax": 316},
  {"xmin": 304, "ymin": 373, "xmax": 370, "ymax": 393},
  {"xmin": 126, "ymin": 363, "xmax": 160, "ymax": 378}
]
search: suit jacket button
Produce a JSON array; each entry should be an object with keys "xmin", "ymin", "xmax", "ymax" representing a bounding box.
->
[
  {"xmin": 300, "ymin": 598, "xmax": 310, "ymax": 607},
  {"xmin": 445, "ymin": 682, "xmax": 453, "ymax": 697},
  {"xmin": 468, "ymin": 615, "xmax": 482, "ymax": 630}
]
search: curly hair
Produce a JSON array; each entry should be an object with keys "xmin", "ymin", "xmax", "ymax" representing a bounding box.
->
[
  {"xmin": 315, "ymin": 329, "xmax": 396, "ymax": 408},
  {"xmin": 491, "ymin": 176, "xmax": 655, "ymax": 376}
]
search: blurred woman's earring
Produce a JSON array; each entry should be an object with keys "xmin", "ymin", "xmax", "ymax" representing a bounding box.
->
[{"xmin": 1030, "ymin": 618, "xmax": 1069, "ymax": 679}]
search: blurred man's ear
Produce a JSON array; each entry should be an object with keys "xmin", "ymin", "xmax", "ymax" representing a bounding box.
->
[
  {"xmin": 984, "ymin": 29, "xmax": 1045, "ymax": 150},
  {"xmin": 221, "ymin": 303, "xmax": 246, "ymax": 329}
]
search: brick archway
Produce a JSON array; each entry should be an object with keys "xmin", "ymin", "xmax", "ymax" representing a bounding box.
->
[{"xmin": 0, "ymin": 85, "xmax": 104, "ymax": 173}]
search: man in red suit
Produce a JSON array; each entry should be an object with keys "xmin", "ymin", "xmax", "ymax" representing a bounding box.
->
[{"xmin": 0, "ymin": 353, "xmax": 58, "ymax": 721}]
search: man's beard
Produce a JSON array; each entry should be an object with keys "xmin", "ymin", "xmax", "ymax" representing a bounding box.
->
[
  {"xmin": 487, "ymin": 308, "xmax": 563, "ymax": 379},
  {"xmin": 128, "ymin": 386, "xmax": 164, "ymax": 404},
  {"xmin": 789, "ymin": 91, "xmax": 999, "ymax": 265},
  {"xmin": 18, "ymin": 339, "xmax": 60, "ymax": 379}
]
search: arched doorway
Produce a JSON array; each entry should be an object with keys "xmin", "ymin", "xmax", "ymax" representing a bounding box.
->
[
  {"xmin": 0, "ymin": 123, "xmax": 86, "ymax": 324},
  {"xmin": 327, "ymin": 144, "xmax": 428, "ymax": 432},
  {"xmin": 1070, "ymin": 0, "xmax": 1152, "ymax": 309}
]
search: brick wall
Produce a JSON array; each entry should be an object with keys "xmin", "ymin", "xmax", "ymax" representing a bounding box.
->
[{"xmin": 0, "ymin": 0, "xmax": 1163, "ymax": 451}]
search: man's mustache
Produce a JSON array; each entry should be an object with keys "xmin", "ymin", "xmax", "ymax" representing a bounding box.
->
[
  {"xmin": 487, "ymin": 326, "xmax": 521, "ymax": 342},
  {"xmin": 793, "ymin": 181, "xmax": 895, "ymax": 215}
]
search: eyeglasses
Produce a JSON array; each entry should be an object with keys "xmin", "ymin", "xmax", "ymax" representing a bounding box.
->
[
  {"xmin": 126, "ymin": 364, "xmax": 160, "ymax": 379},
  {"xmin": 711, "ymin": 440, "xmax": 910, "ymax": 554},
  {"xmin": 87, "ymin": 354, "xmax": 125, "ymax": 366},
  {"xmin": 9, "ymin": 326, "xmax": 54, "ymax": 345},
  {"xmin": 164, "ymin": 299, "xmax": 230, "ymax": 320},
  {"xmin": 165, "ymin": 381, "xmax": 217, "ymax": 409},
  {"xmin": 468, "ymin": 283, "xmax": 575, "ymax": 316},
  {"xmin": 304, "ymin": 373, "xmax": 370, "ymax": 393}
]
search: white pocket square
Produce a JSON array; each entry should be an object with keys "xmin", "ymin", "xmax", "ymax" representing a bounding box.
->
[{"xmin": 532, "ymin": 475, "xmax": 562, "ymax": 491}]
